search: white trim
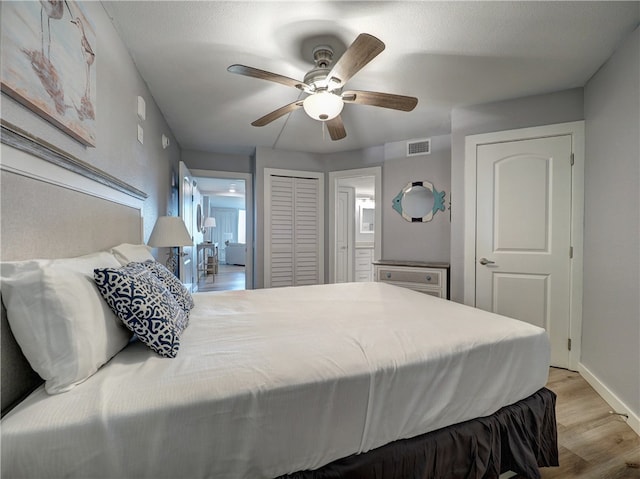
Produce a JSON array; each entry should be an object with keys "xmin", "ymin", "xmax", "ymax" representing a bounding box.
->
[
  {"xmin": 578, "ymin": 363, "xmax": 640, "ymax": 437},
  {"xmin": 264, "ymin": 168, "xmax": 324, "ymax": 288},
  {"xmin": 328, "ymin": 167, "xmax": 382, "ymax": 283},
  {"xmin": 1, "ymin": 142, "xmax": 145, "ymax": 215},
  {"xmin": 463, "ymin": 121, "xmax": 584, "ymax": 371},
  {"xmin": 1, "ymin": 123, "xmax": 146, "ymax": 201},
  {"xmin": 190, "ymin": 168, "xmax": 254, "ymax": 290}
]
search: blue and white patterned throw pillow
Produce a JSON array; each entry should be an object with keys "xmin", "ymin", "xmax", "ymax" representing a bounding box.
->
[
  {"xmin": 94, "ymin": 264, "xmax": 188, "ymax": 358},
  {"xmin": 135, "ymin": 260, "xmax": 195, "ymax": 313}
]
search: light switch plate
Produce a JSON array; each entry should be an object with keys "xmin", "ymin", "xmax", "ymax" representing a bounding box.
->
[
  {"xmin": 137, "ymin": 96, "xmax": 146, "ymax": 120},
  {"xmin": 137, "ymin": 124, "xmax": 144, "ymax": 144}
]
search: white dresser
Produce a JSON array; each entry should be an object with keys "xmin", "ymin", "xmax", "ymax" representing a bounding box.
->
[
  {"xmin": 354, "ymin": 247, "xmax": 374, "ymax": 282},
  {"xmin": 373, "ymin": 260, "xmax": 449, "ymax": 299}
]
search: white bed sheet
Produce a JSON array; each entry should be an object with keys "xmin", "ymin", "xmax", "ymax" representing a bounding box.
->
[{"xmin": 1, "ymin": 282, "xmax": 550, "ymax": 479}]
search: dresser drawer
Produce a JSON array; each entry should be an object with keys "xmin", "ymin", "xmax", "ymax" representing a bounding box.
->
[
  {"xmin": 377, "ymin": 268, "xmax": 441, "ymax": 286},
  {"xmin": 355, "ymin": 248, "xmax": 373, "ymax": 258},
  {"xmin": 355, "ymin": 256, "xmax": 372, "ymax": 268},
  {"xmin": 355, "ymin": 270, "xmax": 372, "ymax": 282},
  {"xmin": 373, "ymin": 262, "xmax": 449, "ymax": 299}
]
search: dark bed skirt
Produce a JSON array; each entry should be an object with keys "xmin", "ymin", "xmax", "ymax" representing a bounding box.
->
[{"xmin": 278, "ymin": 388, "xmax": 558, "ymax": 479}]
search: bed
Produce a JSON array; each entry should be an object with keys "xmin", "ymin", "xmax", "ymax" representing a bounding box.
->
[{"xmin": 0, "ymin": 135, "xmax": 558, "ymax": 479}]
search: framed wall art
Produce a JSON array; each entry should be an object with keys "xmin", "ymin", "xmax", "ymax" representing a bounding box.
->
[{"xmin": 1, "ymin": 1, "xmax": 96, "ymax": 146}]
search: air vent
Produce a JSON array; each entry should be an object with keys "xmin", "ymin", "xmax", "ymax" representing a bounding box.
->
[{"xmin": 406, "ymin": 138, "xmax": 431, "ymax": 157}]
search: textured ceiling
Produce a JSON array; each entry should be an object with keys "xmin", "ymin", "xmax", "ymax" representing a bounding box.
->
[{"xmin": 102, "ymin": 1, "xmax": 639, "ymax": 155}]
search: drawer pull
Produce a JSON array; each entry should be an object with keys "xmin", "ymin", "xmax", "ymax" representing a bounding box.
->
[
  {"xmin": 426, "ymin": 275, "xmax": 431, "ymax": 281},
  {"xmin": 386, "ymin": 272, "xmax": 392, "ymax": 279}
]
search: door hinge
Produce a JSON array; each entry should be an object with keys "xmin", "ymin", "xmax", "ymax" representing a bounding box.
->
[
  {"xmin": 568, "ymin": 338, "xmax": 572, "ymax": 351},
  {"xmin": 569, "ymin": 246, "xmax": 574, "ymax": 259},
  {"xmin": 570, "ymin": 153, "xmax": 575, "ymax": 166}
]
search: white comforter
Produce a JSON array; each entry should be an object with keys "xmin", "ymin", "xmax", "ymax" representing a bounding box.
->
[{"xmin": 1, "ymin": 282, "xmax": 550, "ymax": 479}]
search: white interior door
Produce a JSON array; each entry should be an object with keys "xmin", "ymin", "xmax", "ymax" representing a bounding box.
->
[
  {"xmin": 475, "ymin": 135, "xmax": 573, "ymax": 368},
  {"xmin": 336, "ymin": 186, "xmax": 355, "ymax": 283},
  {"xmin": 179, "ymin": 162, "xmax": 195, "ymax": 291}
]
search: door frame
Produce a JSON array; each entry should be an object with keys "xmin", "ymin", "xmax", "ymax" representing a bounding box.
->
[
  {"xmin": 191, "ymin": 169, "xmax": 254, "ymax": 290},
  {"xmin": 463, "ymin": 121, "xmax": 584, "ymax": 370},
  {"xmin": 179, "ymin": 162, "xmax": 195, "ymax": 291},
  {"xmin": 328, "ymin": 167, "xmax": 382, "ymax": 284}
]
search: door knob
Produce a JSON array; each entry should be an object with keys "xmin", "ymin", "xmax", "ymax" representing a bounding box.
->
[{"xmin": 479, "ymin": 258, "xmax": 495, "ymax": 265}]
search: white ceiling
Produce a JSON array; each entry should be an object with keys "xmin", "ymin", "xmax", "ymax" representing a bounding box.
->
[
  {"xmin": 102, "ymin": 1, "xmax": 639, "ymax": 156},
  {"xmin": 197, "ymin": 177, "xmax": 246, "ymax": 196}
]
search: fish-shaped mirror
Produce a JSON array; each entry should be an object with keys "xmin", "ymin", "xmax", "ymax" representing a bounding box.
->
[{"xmin": 392, "ymin": 180, "xmax": 445, "ymax": 222}]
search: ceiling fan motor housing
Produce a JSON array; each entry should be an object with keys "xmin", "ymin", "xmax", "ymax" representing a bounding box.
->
[
  {"xmin": 302, "ymin": 44, "xmax": 344, "ymax": 121},
  {"xmin": 303, "ymin": 45, "xmax": 335, "ymax": 90}
]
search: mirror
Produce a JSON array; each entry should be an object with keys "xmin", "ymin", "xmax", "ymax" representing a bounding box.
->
[
  {"xmin": 392, "ymin": 180, "xmax": 446, "ymax": 222},
  {"xmin": 196, "ymin": 204, "xmax": 203, "ymax": 232},
  {"xmin": 403, "ymin": 186, "xmax": 433, "ymax": 219},
  {"xmin": 359, "ymin": 205, "xmax": 375, "ymax": 233}
]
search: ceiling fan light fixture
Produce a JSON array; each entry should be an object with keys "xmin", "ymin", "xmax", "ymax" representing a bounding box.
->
[{"xmin": 303, "ymin": 91, "xmax": 343, "ymax": 121}]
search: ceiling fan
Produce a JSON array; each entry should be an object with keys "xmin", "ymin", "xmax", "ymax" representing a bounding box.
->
[{"xmin": 227, "ymin": 33, "xmax": 418, "ymax": 141}]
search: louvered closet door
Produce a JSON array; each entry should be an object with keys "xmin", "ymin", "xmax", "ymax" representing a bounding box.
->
[
  {"xmin": 269, "ymin": 176, "xmax": 295, "ymax": 287},
  {"xmin": 293, "ymin": 178, "xmax": 320, "ymax": 285},
  {"xmin": 266, "ymin": 173, "xmax": 322, "ymax": 288}
]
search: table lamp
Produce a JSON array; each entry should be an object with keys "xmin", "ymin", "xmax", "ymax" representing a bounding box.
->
[
  {"xmin": 148, "ymin": 216, "xmax": 193, "ymax": 273},
  {"xmin": 203, "ymin": 217, "xmax": 216, "ymax": 243}
]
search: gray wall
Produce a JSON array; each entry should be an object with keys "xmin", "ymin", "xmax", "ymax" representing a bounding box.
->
[
  {"xmin": 449, "ymin": 88, "xmax": 585, "ymax": 302},
  {"xmin": 323, "ymin": 146, "xmax": 385, "ymax": 172},
  {"xmin": 582, "ymin": 26, "xmax": 639, "ymax": 419},
  {"xmin": 0, "ymin": 2, "xmax": 179, "ymax": 246},
  {"xmin": 382, "ymin": 134, "xmax": 451, "ymax": 263}
]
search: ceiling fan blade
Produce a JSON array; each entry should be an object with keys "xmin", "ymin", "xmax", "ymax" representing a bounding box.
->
[
  {"xmin": 228, "ymin": 64, "xmax": 306, "ymax": 91},
  {"xmin": 327, "ymin": 34, "xmax": 385, "ymax": 89},
  {"xmin": 326, "ymin": 115, "xmax": 347, "ymax": 141},
  {"xmin": 251, "ymin": 100, "xmax": 304, "ymax": 127},
  {"xmin": 342, "ymin": 90, "xmax": 418, "ymax": 111}
]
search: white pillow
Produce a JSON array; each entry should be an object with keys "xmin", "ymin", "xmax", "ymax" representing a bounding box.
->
[
  {"xmin": 0, "ymin": 252, "xmax": 132, "ymax": 394},
  {"xmin": 110, "ymin": 243, "xmax": 155, "ymax": 266}
]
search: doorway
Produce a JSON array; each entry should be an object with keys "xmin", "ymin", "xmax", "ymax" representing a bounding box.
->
[
  {"xmin": 191, "ymin": 169, "xmax": 253, "ymax": 291},
  {"xmin": 329, "ymin": 167, "xmax": 382, "ymax": 283},
  {"xmin": 464, "ymin": 121, "xmax": 584, "ymax": 370}
]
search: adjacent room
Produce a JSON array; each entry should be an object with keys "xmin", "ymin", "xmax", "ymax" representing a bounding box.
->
[{"xmin": 1, "ymin": 1, "xmax": 638, "ymax": 478}]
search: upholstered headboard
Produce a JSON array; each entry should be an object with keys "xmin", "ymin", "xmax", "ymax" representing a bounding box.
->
[{"xmin": 0, "ymin": 125, "xmax": 147, "ymax": 414}]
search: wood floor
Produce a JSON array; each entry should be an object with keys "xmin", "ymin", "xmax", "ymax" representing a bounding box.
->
[
  {"xmin": 526, "ymin": 367, "xmax": 640, "ymax": 479},
  {"xmin": 197, "ymin": 264, "xmax": 245, "ymax": 292}
]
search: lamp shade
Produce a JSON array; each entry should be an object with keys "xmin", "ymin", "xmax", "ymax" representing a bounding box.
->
[
  {"xmin": 203, "ymin": 217, "xmax": 216, "ymax": 228},
  {"xmin": 303, "ymin": 91, "xmax": 344, "ymax": 121},
  {"xmin": 148, "ymin": 216, "xmax": 192, "ymax": 247}
]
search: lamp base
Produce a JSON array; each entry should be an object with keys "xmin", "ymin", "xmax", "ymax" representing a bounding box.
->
[{"xmin": 166, "ymin": 250, "xmax": 178, "ymax": 275}]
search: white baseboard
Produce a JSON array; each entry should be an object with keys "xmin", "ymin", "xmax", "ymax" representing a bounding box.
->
[{"xmin": 578, "ymin": 362, "xmax": 640, "ymax": 437}]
